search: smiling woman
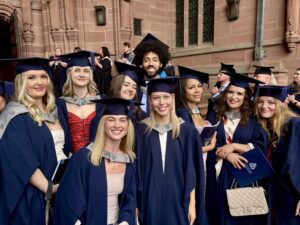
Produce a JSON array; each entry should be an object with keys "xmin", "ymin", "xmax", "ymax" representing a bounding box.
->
[
  {"xmin": 54, "ymin": 98, "xmax": 137, "ymax": 225},
  {"xmin": 205, "ymin": 73, "xmax": 269, "ymax": 225},
  {"xmin": 135, "ymin": 77, "xmax": 208, "ymax": 225},
  {"xmin": 0, "ymin": 57, "xmax": 68, "ymax": 225},
  {"xmin": 254, "ymin": 85, "xmax": 300, "ymax": 225},
  {"xmin": 56, "ymin": 51, "xmax": 105, "ymax": 154}
]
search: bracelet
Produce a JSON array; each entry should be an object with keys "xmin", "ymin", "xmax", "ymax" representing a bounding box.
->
[{"xmin": 46, "ymin": 180, "xmax": 53, "ymax": 201}]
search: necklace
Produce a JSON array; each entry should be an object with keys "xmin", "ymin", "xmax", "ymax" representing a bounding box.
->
[{"xmin": 74, "ymin": 92, "xmax": 89, "ymax": 105}]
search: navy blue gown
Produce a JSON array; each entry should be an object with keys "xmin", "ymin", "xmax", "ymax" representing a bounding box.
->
[
  {"xmin": 135, "ymin": 121, "xmax": 208, "ymax": 225},
  {"xmin": 0, "ymin": 110, "xmax": 59, "ymax": 225},
  {"xmin": 271, "ymin": 117, "xmax": 300, "ymax": 225},
  {"xmin": 56, "ymin": 97, "xmax": 105, "ymax": 155},
  {"xmin": 206, "ymin": 116, "xmax": 268, "ymax": 225},
  {"xmin": 176, "ymin": 106, "xmax": 193, "ymax": 124},
  {"xmin": 54, "ymin": 147, "xmax": 137, "ymax": 225}
]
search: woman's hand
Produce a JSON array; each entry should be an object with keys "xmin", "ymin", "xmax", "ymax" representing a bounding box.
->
[
  {"xmin": 296, "ymin": 200, "xmax": 300, "ymax": 216},
  {"xmin": 202, "ymin": 132, "xmax": 217, "ymax": 152},
  {"xmin": 226, "ymin": 153, "xmax": 248, "ymax": 170},
  {"xmin": 188, "ymin": 204, "xmax": 196, "ymax": 225},
  {"xmin": 52, "ymin": 184, "xmax": 59, "ymax": 194},
  {"xmin": 216, "ymin": 144, "xmax": 235, "ymax": 159}
]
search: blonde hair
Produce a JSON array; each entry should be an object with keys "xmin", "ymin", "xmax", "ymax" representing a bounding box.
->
[
  {"xmin": 89, "ymin": 115, "xmax": 136, "ymax": 166},
  {"xmin": 255, "ymin": 97, "xmax": 297, "ymax": 147},
  {"xmin": 143, "ymin": 94, "xmax": 180, "ymax": 139},
  {"xmin": 13, "ymin": 71, "xmax": 56, "ymax": 126},
  {"xmin": 62, "ymin": 66, "xmax": 98, "ymax": 97}
]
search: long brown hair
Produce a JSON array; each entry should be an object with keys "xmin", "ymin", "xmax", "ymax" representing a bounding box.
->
[{"xmin": 217, "ymin": 86, "xmax": 253, "ymax": 126}]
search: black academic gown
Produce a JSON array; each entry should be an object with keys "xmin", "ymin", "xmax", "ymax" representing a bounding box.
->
[
  {"xmin": 271, "ymin": 118, "xmax": 300, "ymax": 225},
  {"xmin": 54, "ymin": 147, "xmax": 136, "ymax": 225},
  {"xmin": 205, "ymin": 116, "xmax": 268, "ymax": 225},
  {"xmin": 135, "ymin": 122, "xmax": 208, "ymax": 225},
  {"xmin": 289, "ymin": 94, "xmax": 300, "ymax": 115},
  {"xmin": 56, "ymin": 96, "xmax": 105, "ymax": 155},
  {"xmin": 0, "ymin": 112, "xmax": 58, "ymax": 225}
]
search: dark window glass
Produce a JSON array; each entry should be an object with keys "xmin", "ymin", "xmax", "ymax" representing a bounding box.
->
[
  {"xmin": 203, "ymin": 0, "xmax": 214, "ymax": 42},
  {"xmin": 134, "ymin": 18, "xmax": 142, "ymax": 36},
  {"xmin": 189, "ymin": 0, "xmax": 198, "ymax": 45},
  {"xmin": 176, "ymin": 0, "xmax": 184, "ymax": 47}
]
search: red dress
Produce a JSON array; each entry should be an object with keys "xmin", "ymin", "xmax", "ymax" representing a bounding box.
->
[{"xmin": 68, "ymin": 111, "xmax": 96, "ymax": 152}]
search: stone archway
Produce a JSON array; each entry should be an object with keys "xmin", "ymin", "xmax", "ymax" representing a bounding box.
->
[{"xmin": 0, "ymin": 3, "xmax": 24, "ymax": 81}]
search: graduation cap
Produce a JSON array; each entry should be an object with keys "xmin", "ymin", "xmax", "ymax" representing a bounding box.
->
[
  {"xmin": 114, "ymin": 61, "xmax": 144, "ymax": 85},
  {"xmin": 60, "ymin": 50, "xmax": 100, "ymax": 69},
  {"xmin": 254, "ymin": 65, "xmax": 274, "ymax": 76},
  {"xmin": 0, "ymin": 57, "xmax": 51, "ymax": 74},
  {"xmin": 146, "ymin": 77, "xmax": 182, "ymax": 95},
  {"xmin": 219, "ymin": 63, "xmax": 236, "ymax": 75},
  {"xmin": 0, "ymin": 81, "xmax": 14, "ymax": 97},
  {"xmin": 133, "ymin": 33, "xmax": 169, "ymax": 55},
  {"xmin": 255, "ymin": 85, "xmax": 294, "ymax": 102},
  {"xmin": 92, "ymin": 98, "xmax": 142, "ymax": 119},
  {"xmin": 178, "ymin": 65, "xmax": 209, "ymax": 85},
  {"xmin": 228, "ymin": 73, "xmax": 264, "ymax": 89}
]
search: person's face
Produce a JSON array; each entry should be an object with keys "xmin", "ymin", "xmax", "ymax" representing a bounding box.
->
[
  {"xmin": 149, "ymin": 92, "xmax": 174, "ymax": 118},
  {"xmin": 217, "ymin": 72, "xmax": 230, "ymax": 84},
  {"xmin": 25, "ymin": 70, "xmax": 49, "ymax": 100},
  {"xmin": 254, "ymin": 74, "xmax": 271, "ymax": 85},
  {"xmin": 104, "ymin": 115, "xmax": 129, "ymax": 142},
  {"xmin": 184, "ymin": 79, "xmax": 203, "ymax": 104},
  {"xmin": 123, "ymin": 45, "xmax": 130, "ymax": 53},
  {"xmin": 294, "ymin": 70, "xmax": 300, "ymax": 86},
  {"xmin": 71, "ymin": 66, "xmax": 91, "ymax": 87},
  {"xmin": 225, "ymin": 85, "xmax": 245, "ymax": 112},
  {"xmin": 55, "ymin": 48, "xmax": 62, "ymax": 56},
  {"xmin": 256, "ymin": 96, "xmax": 276, "ymax": 119},
  {"xmin": 99, "ymin": 48, "xmax": 103, "ymax": 56},
  {"xmin": 0, "ymin": 96, "xmax": 6, "ymax": 112},
  {"xmin": 120, "ymin": 76, "xmax": 137, "ymax": 100},
  {"xmin": 142, "ymin": 51, "xmax": 162, "ymax": 78}
]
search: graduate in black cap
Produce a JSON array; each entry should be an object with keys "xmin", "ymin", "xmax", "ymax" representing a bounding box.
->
[
  {"xmin": 254, "ymin": 85, "xmax": 300, "ymax": 225},
  {"xmin": 253, "ymin": 65, "xmax": 277, "ymax": 85},
  {"xmin": 0, "ymin": 57, "xmax": 69, "ymax": 225},
  {"xmin": 56, "ymin": 50, "xmax": 105, "ymax": 153},
  {"xmin": 133, "ymin": 33, "xmax": 170, "ymax": 79},
  {"xmin": 176, "ymin": 65, "xmax": 217, "ymax": 155},
  {"xmin": 111, "ymin": 61, "xmax": 147, "ymax": 122},
  {"xmin": 287, "ymin": 68, "xmax": 300, "ymax": 115},
  {"xmin": 205, "ymin": 73, "xmax": 268, "ymax": 225},
  {"xmin": 0, "ymin": 81, "xmax": 14, "ymax": 112},
  {"xmin": 206, "ymin": 63, "xmax": 236, "ymax": 124},
  {"xmin": 135, "ymin": 77, "xmax": 208, "ymax": 225},
  {"xmin": 54, "ymin": 98, "xmax": 138, "ymax": 225}
]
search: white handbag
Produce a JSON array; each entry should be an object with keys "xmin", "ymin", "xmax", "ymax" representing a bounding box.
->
[{"xmin": 226, "ymin": 180, "xmax": 269, "ymax": 217}]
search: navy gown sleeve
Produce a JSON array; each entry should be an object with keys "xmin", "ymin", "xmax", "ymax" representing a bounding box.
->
[
  {"xmin": 279, "ymin": 118, "xmax": 300, "ymax": 196},
  {"xmin": 118, "ymin": 162, "xmax": 137, "ymax": 225},
  {"xmin": 54, "ymin": 149, "xmax": 89, "ymax": 225},
  {"xmin": 179, "ymin": 123, "xmax": 208, "ymax": 225},
  {"xmin": 0, "ymin": 114, "xmax": 57, "ymax": 225},
  {"xmin": 0, "ymin": 115, "xmax": 40, "ymax": 215},
  {"xmin": 56, "ymin": 98, "xmax": 72, "ymax": 155}
]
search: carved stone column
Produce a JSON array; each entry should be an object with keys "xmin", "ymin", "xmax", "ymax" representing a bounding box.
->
[
  {"xmin": 119, "ymin": 0, "xmax": 132, "ymax": 45},
  {"xmin": 285, "ymin": 0, "xmax": 300, "ymax": 52},
  {"xmin": 49, "ymin": 0, "xmax": 63, "ymax": 40},
  {"xmin": 21, "ymin": 0, "xmax": 34, "ymax": 55},
  {"xmin": 63, "ymin": 0, "xmax": 79, "ymax": 50}
]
